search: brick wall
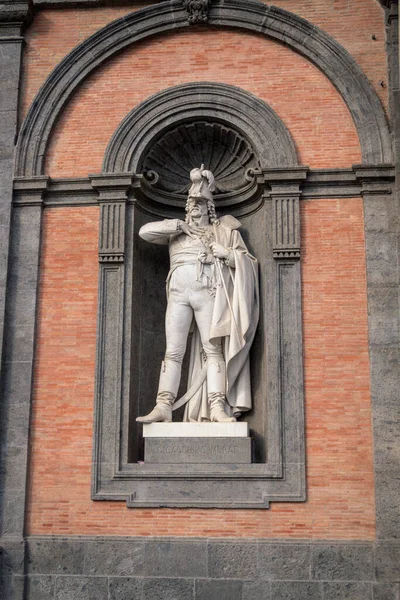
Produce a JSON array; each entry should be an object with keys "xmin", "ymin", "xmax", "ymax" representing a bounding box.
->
[
  {"xmin": 24, "ymin": 0, "xmax": 378, "ymax": 541},
  {"xmin": 43, "ymin": 29, "xmax": 362, "ymax": 177},
  {"xmin": 21, "ymin": 0, "xmax": 387, "ymax": 122},
  {"xmin": 27, "ymin": 198, "xmax": 375, "ymax": 539}
]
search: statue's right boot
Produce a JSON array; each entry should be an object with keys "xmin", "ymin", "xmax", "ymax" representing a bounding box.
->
[
  {"xmin": 136, "ymin": 391, "xmax": 175, "ymax": 423},
  {"xmin": 136, "ymin": 360, "xmax": 181, "ymax": 423}
]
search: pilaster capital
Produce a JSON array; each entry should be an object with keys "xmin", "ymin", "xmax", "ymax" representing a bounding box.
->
[
  {"xmin": 13, "ymin": 176, "xmax": 50, "ymax": 207},
  {"xmin": 352, "ymin": 164, "xmax": 395, "ymax": 196},
  {"xmin": 261, "ymin": 167, "xmax": 309, "ymax": 196},
  {"xmin": 0, "ymin": 1, "xmax": 33, "ymax": 36},
  {"xmin": 90, "ymin": 173, "xmax": 136, "ymax": 203}
]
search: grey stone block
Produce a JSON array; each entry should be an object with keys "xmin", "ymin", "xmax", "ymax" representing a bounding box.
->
[
  {"xmin": 108, "ymin": 577, "xmax": 142, "ymax": 600},
  {"xmin": 1, "ymin": 538, "xmax": 25, "ymax": 575},
  {"xmin": 0, "ymin": 109, "xmax": 17, "ymax": 150},
  {"xmin": 3, "ymin": 324, "xmax": 37, "ymax": 363},
  {"xmin": 376, "ymin": 543, "xmax": 400, "ymax": 582},
  {"xmin": 83, "ymin": 540, "xmax": 144, "ymax": 576},
  {"xmin": 1, "ymin": 361, "xmax": 35, "ymax": 411},
  {"xmin": 373, "ymin": 401, "xmax": 400, "ymax": 466},
  {"xmin": 208, "ymin": 542, "xmax": 258, "ymax": 579},
  {"xmin": 370, "ymin": 347, "xmax": 400, "ymax": 403},
  {"xmin": 142, "ymin": 578, "xmax": 194, "ymax": 600},
  {"xmin": 0, "ymin": 491, "xmax": 25, "ymax": 536},
  {"xmin": 143, "ymin": 540, "xmax": 207, "ymax": 577},
  {"xmin": 311, "ymin": 544, "xmax": 374, "ymax": 581},
  {"xmin": 365, "ymin": 233, "xmax": 399, "ymax": 285},
  {"xmin": 26, "ymin": 575, "xmax": 56, "ymax": 600},
  {"xmin": 27, "ymin": 539, "xmax": 85, "ymax": 575},
  {"xmin": 322, "ymin": 582, "xmax": 372, "ymax": 600},
  {"xmin": 258, "ymin": 542, "xmax": 311, "ymax": 580},
  {"xmin": 242, "ymin": 580, "xmax": 271, "ymax": 600},
  {"xmin": 55, "ymin": 576, "xmax": 108, "ymax": 600},
  {"xmin": 10, "ymin": 575, "xmax": 25, "ymax": 600},
  {"xmin": 0, "ymin": 445, "xmax": 29, "ymax": 490},
  {"xmin": 373, "ymin": 583, "xmax": 400, "ymax": 600},
  {"xmin": 145, "ymin": 437, "xmax": 252, "ymax": 464},
  {"xmin": 195, "ymin": 578, "xmax": 242, "ymax": 600},
  {"xmin": 364, "ymin": 196, "xmax": 399, "ymax": 234},
  {"xmin": 367, "ymin": 285, "xmax": 400, "ymax": 347},
  {"xmin": 375, "ymin": 468, "xmax": 400, "ymax": 540},
  {"xmin": 269, "ymin": 581, "xmax": 322, "ymax": 600}
]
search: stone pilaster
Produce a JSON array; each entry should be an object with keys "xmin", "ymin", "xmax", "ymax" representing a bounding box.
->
[
  {"xmin": 0, "ymin": 175, "xmax": 49, "ymax": 600},
  {"xmin": 354, "ymin": 165, "xmax": 400, "ymax": 540}
]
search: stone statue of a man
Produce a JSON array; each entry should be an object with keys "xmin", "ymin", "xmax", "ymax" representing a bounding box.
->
[{"xmin": 137, "ymin": 166, "xmax": 259, "ymax": 424}]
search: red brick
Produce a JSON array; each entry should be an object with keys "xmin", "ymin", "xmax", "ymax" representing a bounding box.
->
[{"xmin": 27, "ymin": 199, "xmax": 375, "ymax": 539}]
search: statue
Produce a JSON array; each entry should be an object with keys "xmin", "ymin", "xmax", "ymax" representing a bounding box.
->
[{"xmin": 136, "ymin": 166, "xmax": 259, "ymax": 424}]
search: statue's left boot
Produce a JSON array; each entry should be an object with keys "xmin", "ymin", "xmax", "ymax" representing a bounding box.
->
[
  {"xmin": 208, "ymin": 392, "xmax": 236, "ymax": 422},
  {"xmin": 207, "ymin": 360, "xmax": 236, "ymax": 423}
]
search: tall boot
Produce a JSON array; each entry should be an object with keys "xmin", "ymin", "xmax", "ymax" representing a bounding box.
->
[
  {"xmin": 136, "ymin": 359, "xmax": 181, "ymax": 423},
  {"xmin": 207, "ymin": 360, "xmax": 236, "ymax": 423}
]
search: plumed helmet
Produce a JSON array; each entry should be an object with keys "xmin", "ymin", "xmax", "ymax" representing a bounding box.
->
[{"xmin": 188, "ymin": 164, "xmax": 215, "ymax": 202}]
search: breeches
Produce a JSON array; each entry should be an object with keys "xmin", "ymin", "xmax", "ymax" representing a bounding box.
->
[{"xmin": 165, "ymin": 264, "xmax": 223, "ymax": 363}]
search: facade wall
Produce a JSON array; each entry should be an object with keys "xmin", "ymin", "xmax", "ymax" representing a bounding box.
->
[
  {"xmin": 1, "ymin": 0, "xmax": 399, "ymax": 598},
  {"xmin": 27, "ymin": 199, "xmax": 375, "ymax": 539}
]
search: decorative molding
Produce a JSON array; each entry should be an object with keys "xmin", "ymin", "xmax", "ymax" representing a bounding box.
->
[
  {"xmin": 353, "ymin": 164, "xmax": 395, "ymax": 196},
  {"xmin": 13, "ymin": 176, "xmax": 50, "ymax": 207},
  {"xmin": 91, "ymin": 174, "xmax": 135, "ymax": 263},
  {"xmin": 272, "ymin": 196, "xmax": 301, "ymax": 260},
  {"xmin": 10, "ymin": 167, "xmax": 396, "ymax": 208},
  {"xmin": 15, "ymin": 0, "xmax": 392, "ymax": 177},
  {"xmin": 92, "ymin": 120, "xmax": 306, "ymax": 505},
  {"xmin": 0, "ymin": 0, "xmax": 32, "ymax": 38},
  {"xmin": 0, "ymin": 0, "xmax": 32, "ymax": 22},
  {"xmin": 183, "ymin": 0, "xmax": 209, "ymax": 24},
  {"xmin": 259, "ymin": 168, "xmax": 308, "ymax": 259},
  {"xmin": 104, "ymin": 83, "xmax": 297, "ymax": 175},
  {"xmin": 142, "ymin": 120, "xmax": 260, "ymax": 194}
]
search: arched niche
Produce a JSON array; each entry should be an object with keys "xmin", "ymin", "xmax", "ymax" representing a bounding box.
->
[{"xmin": 91, "ymin": 82, "xmax": 308, "ymax": 508}]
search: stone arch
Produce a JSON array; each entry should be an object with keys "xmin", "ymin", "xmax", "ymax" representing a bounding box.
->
[{"xmin": 15, "ymin": 0, "xmax": 392, "ymax": 176}]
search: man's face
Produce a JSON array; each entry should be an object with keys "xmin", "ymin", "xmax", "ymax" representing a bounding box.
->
[{"xmin": 188, "ymin": 197, "xmax": 209, "ymax": 221}]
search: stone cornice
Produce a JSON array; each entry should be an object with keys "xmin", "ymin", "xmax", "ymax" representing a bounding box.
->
[
  {"xmin": 12, "ymin": 167, "xmax": 395, "ymax": 208},
  {"xmin": 0, "ymin": 0, "xmax": 32, "ymax": 24}
]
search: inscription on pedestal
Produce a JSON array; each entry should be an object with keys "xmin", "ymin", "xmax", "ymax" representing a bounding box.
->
[{"xmin": 145, "ymin": 437, "xmax": 252, "ymax": 464}]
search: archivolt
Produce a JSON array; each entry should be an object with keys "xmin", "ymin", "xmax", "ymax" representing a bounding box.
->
[{"xmin": 15, "ymin": 0, "xmax": 392, "ymax": 176}]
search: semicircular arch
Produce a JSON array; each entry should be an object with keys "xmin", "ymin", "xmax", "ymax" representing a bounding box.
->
[
  {"xmin": 15, "ymin": 0, "xmax": 392, "ymax": 176},
  {"xmin": 103, "ymin": 82, "xmax": 298, "ymax": 174}
]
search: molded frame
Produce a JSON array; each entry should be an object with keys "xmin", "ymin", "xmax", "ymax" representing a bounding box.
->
[{"xmin": 91, "ymin": 83, "xmax": 307, "ymax": 508}]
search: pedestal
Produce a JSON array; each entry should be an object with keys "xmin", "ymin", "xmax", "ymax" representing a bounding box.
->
[{"xmin": 143, "ymin": 422, "xmax": 252, "ymax": 464}]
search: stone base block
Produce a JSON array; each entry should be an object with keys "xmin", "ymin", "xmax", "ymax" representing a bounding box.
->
[
  {"xmin": 144, "ymin": 437, "xmax": 252, "ymax": 464},
  {"xmin": 143, "ymin": 422, "xmax": 249, "ymax": 438}
]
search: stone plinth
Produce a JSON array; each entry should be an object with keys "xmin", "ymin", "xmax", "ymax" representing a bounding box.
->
[
  {"xmin": 142, "ymin": 422, "xmax": 249, "ymax": 438},
  {"xmin": 143, "ymin": 422, "xmax": 251, "ymax": 464}
]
